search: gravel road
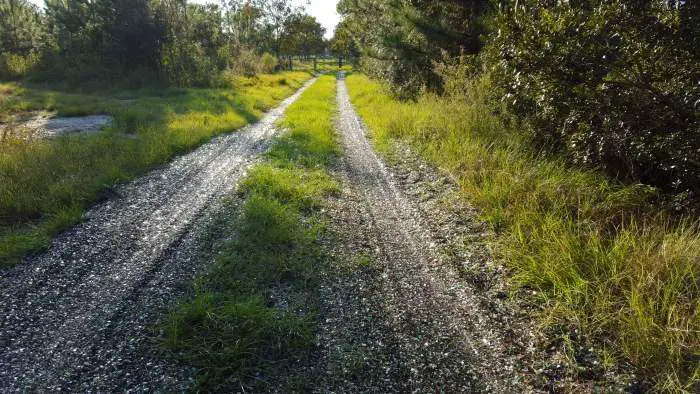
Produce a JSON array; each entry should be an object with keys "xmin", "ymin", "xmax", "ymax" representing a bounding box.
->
[
  {"xmin": 313, "ymin": 75, "xmax": 536, "ymax": 392},
  {"xmin": 0, "ymin": 78, "xmax": 316, "ymax": 392}
]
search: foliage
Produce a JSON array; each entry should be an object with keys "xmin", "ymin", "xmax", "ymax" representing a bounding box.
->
[
  {"xmin": 486, "ymin": 0, "xmax": 699, "ymax": 207},
  {"xmin": 223, "ymin": 0, "xmax": 325, "ymax": 60},
  {"xmin": 340, "ymin": 0, "xmax": 698, "ymax": 204},
  {"xmin": 345, "ymin": 73, "xmax": 700, "ymax": 391},
  {"xmin": 43, "ymin": 0, "xmax": 162, "ymax": 81},
  {"xmin": 156, "ymin": 2, "xmax": 231, "ymax": 87},
  {"xmin": 281, "ymin": 13, "xmax": 325, "ymax": 59},
  {"xmin": 0, "ymin": 0, "xmax": 45, "ymax": 55},
  {"xmin": 0, "ymin": 0, "xmax": 327, "ymax": 86},
  {"xmin": 0, "ymin": 52, "xmax": 39, "ymax": 80},
  {"xmin": 0, "ymin": 0, "xmax": 45, "ymax": 79},
  {"xmin": 338, "ymin": 0, "xmax": 490, "ymax": 97},
  {"xmin": 162, "ymin": 75, "xmax": 338, "ymax": 390},
  {"xmin": 329, "ymin": 19, "xmax": 359, "ymax": 65}
]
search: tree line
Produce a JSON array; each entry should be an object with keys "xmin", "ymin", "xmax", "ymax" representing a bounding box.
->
[
  {"xmin": 0, "ymin": 0, "xmax": 328, "ymax": 87},
  {"xmin": 336, "ymin": 0, "xmax": 699, "ymax": 207}
]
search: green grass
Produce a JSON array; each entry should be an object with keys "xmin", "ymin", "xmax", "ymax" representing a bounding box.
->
[
  {"xmin": 0, "ymin": 72, "xmax": 312, "ymax": 266},
  {"xmin": 345, "ymin": 73, "xmax": 700, "ymax": 391},
  {"xmin": 161, "ymin": 75, "xmax": 339, "ymax": 390}
]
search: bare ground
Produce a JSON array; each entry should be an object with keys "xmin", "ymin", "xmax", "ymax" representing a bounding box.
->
[
  {"xmin": 0, "ymin": 112, "xmax": 113, "ymax": 139},
  {"xmin": 0, "ymin": 78, "xmax": 316, "ymax": 392}
]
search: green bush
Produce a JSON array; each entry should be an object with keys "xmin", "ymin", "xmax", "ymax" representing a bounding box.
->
[
  {"xmin": 485, "ymin": 0, "xmax": 699, "ymax": 208},
  {"xmin": 0, "ymin": 52, "xmax": 38, "ymax": 80},
  {"xmin": 260, "ymin": 52, "xmax": 279, "ymax": 74},
  {"xmin": 229, "ymin": 48, "xmax": 263, "ymax": 77}
]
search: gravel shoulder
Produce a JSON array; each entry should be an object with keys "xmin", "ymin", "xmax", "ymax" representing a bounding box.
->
[
  {"xmin": 312, "ymin": 75, "xmax": 540, "ymax": 392},
  {"xmin": 0, "ymin": 78, "xmax": 316, "ymax": 391}
]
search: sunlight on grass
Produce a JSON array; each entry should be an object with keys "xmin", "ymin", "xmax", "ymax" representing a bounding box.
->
[
  {"xmin": 0, "ymin": 71, "xmax": 312, "ymax": 266},
  {"xmin": 345, "ymin": 73, "xmax": 700, "ymax": 391},
  {"xmin": 161, "ymin": 75, "xmax": 338, "ymax": 390}
]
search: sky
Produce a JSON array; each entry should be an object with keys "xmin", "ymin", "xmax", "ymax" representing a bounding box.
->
[
  {"xmin": 299, "ymin": 0, "xmax": 341, "ymax": 39},
  {"xmin": 27, "ymin": 0, "xmax": 341, "ymax": 39}
]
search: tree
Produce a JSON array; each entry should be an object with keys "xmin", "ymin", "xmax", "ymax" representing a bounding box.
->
[
  {"xmin": 330, "ymin": 19, "xmax": 358, "ymax": 65},
  {"xmin": 337, "ymin": 0, "xmax": 490, "ymax": 97},
  {"xmin": 281, "ymin": 13, "xmax": 325, "ymax": 59},
  {"xmin": 45, "ymin": 0, "xmax": 161, "ymax": 72},
  {"xmin": 0, "ymin": 0, "xmax": 45, "ymax": 55}
]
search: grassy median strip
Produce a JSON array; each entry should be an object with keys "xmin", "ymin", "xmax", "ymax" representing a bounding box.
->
[
  {"xmin": 161, "ymin": 75, "xmax": 338, "ymax": 391},
  {"xmin": 0, "ymin": 72, "xmax": 312, "ymax": 266},
  {"xmin": 345, "ymin": 73, "xmax": 699, "ymax": 390}
]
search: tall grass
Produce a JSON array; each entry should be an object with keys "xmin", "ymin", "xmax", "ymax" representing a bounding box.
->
[
  {"xmin": 162, "ymin": 75, "xmax": 339, "ymax": 390},
  {"xmin": 345, "ymin": 73, "xmax": 699, "ymax": 391},
  {"xmin": 0, "ymin": 72, "xmax": 312, "ymax": 266}
]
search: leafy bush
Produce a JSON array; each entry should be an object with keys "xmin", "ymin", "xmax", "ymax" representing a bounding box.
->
[
  {"xmin": 485, "ymin": 0, "xmax": 699, "ymax": 207},
  {"xmin": 0, "ymin": 52, "xmax": 38, "ymax": 80},
  {"xmin": 260, "ymin": 52, "xmax": 279, "ymax": 74},
  {"xmin": 229, "ymin": 48, "xmax": 263, "ymax": 77},
  {"xmin": 160, "ymin": 40, "xmax": 219, "ymax": 87}
]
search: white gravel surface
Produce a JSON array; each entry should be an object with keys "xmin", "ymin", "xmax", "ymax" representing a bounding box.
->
[
  {"xmin": 0, "ymin": 78, "xmax": 316, "ymax": 392},
  {"xmin": 0, "ymin": 112, "xmax": 113, "ymax": 139}
]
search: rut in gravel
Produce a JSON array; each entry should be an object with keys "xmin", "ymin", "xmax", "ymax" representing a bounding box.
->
[
  {"xmin": 0, "ymin": 78, "xmax": 316, "ymax": 392},
  {"xmin": 315, "ymin": 75, "xmax": 535, "ymax": 392}
]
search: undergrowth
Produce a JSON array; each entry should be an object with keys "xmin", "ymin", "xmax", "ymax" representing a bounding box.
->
[
  {"xmin": 0, "ymin": 72, "xmax": 312, "ymax": 266},
  {"xmin": 345, "ymin": 73, "xmax": 699, "ymax": 391},
  {"xmin": 161, "ymin": 75, "xmax": 338, "ymax": 390}
]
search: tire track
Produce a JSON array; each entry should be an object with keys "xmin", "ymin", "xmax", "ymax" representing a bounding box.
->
[
  {"xmin": 323, "ymin": 74, "xmax": 533, "ymax": 392},
  {"xmin": 0, "ymin": 78, "xmax": 316, "ymax": 391}
]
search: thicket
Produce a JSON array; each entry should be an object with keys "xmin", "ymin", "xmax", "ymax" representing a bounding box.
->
[
  {"xmin": 0, "ymin": 0, "xmax": 328, "ymax": 87},
  {"xmin": 338, "ymin": 0, "xmax": 699, "ymax": 206},
  {"xmin": 488, "ymin": 1, "xmax": 699, "ymax": 209}
]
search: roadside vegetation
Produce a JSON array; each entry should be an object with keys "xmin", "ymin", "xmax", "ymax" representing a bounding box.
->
[
  {"xmin": 161, "ymin": 75, "xmax": 338, "ymax": 390},
  {"xmin": 339, "ymin": 1, "xmax": 698, "ymax": 389},
  {"xmin": 346, "ymin": 73, "xmax": 699, "ymax": 391},
  {"xmin": 0, "ymin": 71, "xmax": 312, "ymax": 265}
]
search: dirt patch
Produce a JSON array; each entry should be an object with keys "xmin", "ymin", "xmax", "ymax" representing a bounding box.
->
[{"xmin": 0, "ymin": 111, "xmax": 113, "ymax": 140}]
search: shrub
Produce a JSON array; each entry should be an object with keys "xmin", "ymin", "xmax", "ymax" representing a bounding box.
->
[
  {"xmin": 485, "ymin": 1, "xmax": 699, "ymax": 208},
  {"xmin": 0, "ymin": 52, "xmax": 38, "ymax": 80},
  {"xmin": 230, "ymin": 48, "xmax": 263, "ymax": 77},
  {"xmin": 260, "ymin": 52, "xmax": 279, "ymax": 74}
]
